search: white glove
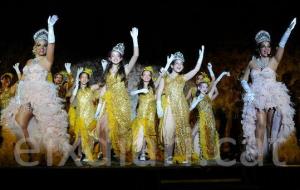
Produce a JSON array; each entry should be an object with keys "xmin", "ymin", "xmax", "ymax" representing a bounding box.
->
[
  {"xmin": 101, "ymin": 59, "xmax": 108, "ymax": 72},
  {"xmin": 130, "ymin": 27, "xmax": 139, "ymax": 47},
  {"xmin": 72, "ymin": 83, "xmax": 79, "ymax": 97},
  {"xmin": 189, "ymin": 94, "xmax": 204, "ymax": 111},
  {"xmin": 95, "ymin": 101, "xmax": 105, "ymax": 119},
  {"xmin": 47, "ymin": 15, "xmax": 59, "ymax": 43},
  {"xmin": 130, "ymin": 88, "xmax": 149, "ymax": 96},
  {"xmin": 207, "ymin": 62, "xmax": 215, "ymax": 79},
  {"xmin": 241, "ymin": 80, "xmax": 255, "ymax": 103},
  {"xmin": 75, "ymin": 67, "xmax": 84, "ymax": 83},
  {"xmin": 64, "ymin": 63, "xmax": 72, "ymax": 74},
  {"xmin": 279, "ymin": 18, "xmax": 296, "ymax": 48},
  {"xmin": 215, "ymin": 72, "xmax": 230, "ymax": 83},
  {"xmin": 13, "ymin": 63, "xmax": 21, "ymax": 75},
  {"xmin": 163, "ymin": 54, "xmax": 174, "ymax": 72},
  {"xmin": 156, "ymin": 99, "xmax": 164, "ymax": 118},
  {"xmin": 72, "ymin": 67, "xmax": 83, "ymax": 97},
  {"xmin": 197, "ymin": 45, "xmax": 205, "ymax": 64}
]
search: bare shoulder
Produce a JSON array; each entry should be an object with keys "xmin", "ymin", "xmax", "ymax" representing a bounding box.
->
[{"xmin": 26, "ymin": 59, "xmax": 33, "ymax": 66}]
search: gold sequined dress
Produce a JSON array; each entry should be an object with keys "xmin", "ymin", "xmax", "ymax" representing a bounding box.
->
[
  {"xmin": 160, "ymin": 75, "xmax": 192, "ymax": 163},
  {"xmin": 102, "ymin": 73, "xmax": 132, "ymax": 158},
  {"xmin": 194, "ymin": 95, "xmax": 220, "ymax": 160},
  {"xmin": 72, "ymin": 87, "xmax": 97, "ymax": 161},
  {"xmin": 132, "ymin": 88, "xmax": 157, "ymax": 160}
]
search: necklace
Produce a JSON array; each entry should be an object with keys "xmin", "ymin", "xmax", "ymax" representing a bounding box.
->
[{"xmin": 256, "ymin": 57, "xmax": 269, "ymax": 70}]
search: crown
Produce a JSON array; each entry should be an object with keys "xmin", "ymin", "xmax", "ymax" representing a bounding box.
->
[
  {"xmin": 173, "ymin": 51, "xmax": 185, "ymax": 63},
  {"xmin": 143, "ymin": 66, "xmax": 154, "ymax": 74},
  {"xmin": 83, "ymin": 68, "xmax": 93, "ymax": 76},
  {"xmin": 112, "ymin": 43, "xmax": 125, "ymax": 55},
  {"xmin": 199, "ymin": 72, "xmax": 210, "ymax": 84},
  {"xmin": 255, "ymin": 30, "xmax": 271, "ymax": 44},
  {"xmin": 200, "ymin": 72, "xmax": 208, "ymax": 79},
  {"xmin": 33, "ymin": 29, "xmax": 48, "ymax": 42}
]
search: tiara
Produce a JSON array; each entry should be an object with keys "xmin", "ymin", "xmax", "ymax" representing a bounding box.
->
[
  {"xmin": 143, "ymin": 66, "xmax": 154, "ymax": 73},
  {"xmin": 255, "ymin": 30, "xmax": 271, "ymax": 44},
  {"xmin": 112, "ymin": 43, "xmax": 125, "ymax": 55},
  {"xmin": 83, "ymin": 68, "xmax": 93, "ymax": 76},
  {"xmin": 33, "ymin": 29, "xmax": 48, "ymax": 42},
  {"xmin": 173, "ymin": 51, "xmax": 185, "ymax": 63}
]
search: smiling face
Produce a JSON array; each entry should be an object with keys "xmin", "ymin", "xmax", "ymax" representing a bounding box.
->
[
  {"xmin": 171, "ymin": 60, "xmax": 184, "ymax": 73},
  {"xmin": 79, "ymin": 72, "xmax": 90, "ymax": 85},
  {"xmin": 109, "ymin": 51, "xmax": 123, "ymax": 64},
  {"xmin": 258, "ymin": 41, "xmax": 271, "ymax": 57},
  {"xmin": 33, "ymin": 40, "xmax": 47, "ymax": 56},
  {"xmin": 141, "ymin": 70, "xmax": 152, "ymax": 83},
  {"xmin": 198, "ymin": 82, "xmax": 208, "ymax": 94}
]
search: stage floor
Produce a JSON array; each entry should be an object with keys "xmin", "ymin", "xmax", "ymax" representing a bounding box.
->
[{"xmin": 1, "ymin": 162, "xmax": 299, "ymax": 190}]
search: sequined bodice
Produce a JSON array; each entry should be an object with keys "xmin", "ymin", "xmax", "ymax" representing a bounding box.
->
[
  {"xmin": 23, "ymin": 59, "xmax": 48, "ymax": 81},
  {"xmin": 250, "ymin": 67, "xmax": 276, "ymax": 84},
  {"xmin": 164, "ymin": 75, "xmax": 186, "ymax": 103}
]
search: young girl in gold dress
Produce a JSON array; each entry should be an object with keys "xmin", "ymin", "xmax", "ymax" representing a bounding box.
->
[
  {"xmin": 95, "ymin": 27, "xmax": 139, "ymax": 164},
  {"xmin": 190, "ymin": 71, "xmax": 230, "ymax": 162},
  {"xmin": 156, "ymin": 46, "xmax": 204, "ymax": 164},
  {"xmin": 70, "ymin": 68, "xmax": 99, "ymax": 162}
]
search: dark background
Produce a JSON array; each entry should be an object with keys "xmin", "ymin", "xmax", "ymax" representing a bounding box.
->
[{"xmin": 0, "ymin": 0, "xmax": 300, "ymax": 72}]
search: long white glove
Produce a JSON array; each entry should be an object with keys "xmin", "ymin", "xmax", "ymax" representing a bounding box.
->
[
  {"xmin": 130, "ymin": 88, "xmax": 149, "ymax": 96},
  {"xmin": 215, "ymin": 72, "xmax": 230, "ymax": 83},
  {"xmin": 197, "ymin": 45, "xmax": 205, "ymax": 64},
  {"xmin": 279, "ymin": 18, "xmax": 296, "ymax": 48},
  {"xmin": 47, "ymin": 15, "xmax": 59, "ymax": 43},
  {"xmin": 130, "ymin": 27, "xmax": 139, "ymax": 47},
  {"xmin": 207, "ymin": 63, "xmax": 215, "ymax": 79},
  {"xmin": 64, "ymin": 63, "xmax": 72, "ymax": 74},
  {"xmin": 241, "ymin": 80, "xmax": 254, "ymax": 103},
  {"xmin": 101, "ymin": 59, "xmax": 108, "ymax": 72},
  {"xmin": 156, "ymin": 99, "xmax": 164, "ymax": 118},
  {"xmin": 72, "ymin": 67, "xmax": 83, "ymax": 97},
  {"xmin": 13, "ymin": 63, "xmax": 21, "ymax": 75},
  {"xmin": 95, "ymin": 101, "xmax": 105, "ymax": 119},
  {"xmin": 189, "ymin": 94, "xmax": 205, "ymax": 111}
]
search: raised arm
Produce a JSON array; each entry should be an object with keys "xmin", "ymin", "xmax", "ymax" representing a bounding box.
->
[
  {"xmin": 207, "ymin": 62, "xmax": 216, "ymax": 82},
  {"xmin": 183, "ymin": 45, "xmax": 204, "ymax": 81},
  {"xmin": 154, "ymin": 54, "xmax": 174, "ymax": 88},
  {"xmin": 125, "ymin": 27, "xmax": 139, "ymax": 75},
  {"xmin": 45, "ymin": 15, "xmax": 59, "ymax": 71},
  {"xmin": 208, "ymin": 71, "xmax": 230, "ymax": 99},
  {"xmin": 70, "ymin": 67, "xmax": 83, "ymax": 103},
  {"xmin": 13, "ymin": 63, "xmax": 22, "ymax": 80},
  {"xmin": 274, "ymin": 18, "xmax": 296, "ymax": 67},
  {"xmin": 64, "ymin": 63, "xmax": 74, "ymax": 91}
]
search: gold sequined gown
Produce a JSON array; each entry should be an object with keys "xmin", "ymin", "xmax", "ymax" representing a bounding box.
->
[
  {"xmin": 193, "ymin": 95, "xmax": 220, "ymax": 160},
  {"xmin": 132, "ymin": 88, "xmax": 157, "ymax": 160},
  {"xmin": 71, "ymin": 87, "xmax": 97, "ymax": 161},
  {"xmin": 102, "ymin": 73, "xmax": 132, "ymax": 158},
  {"xmin": 159, "ymin": 75, "xmax": 192, "ymax": 163}
]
